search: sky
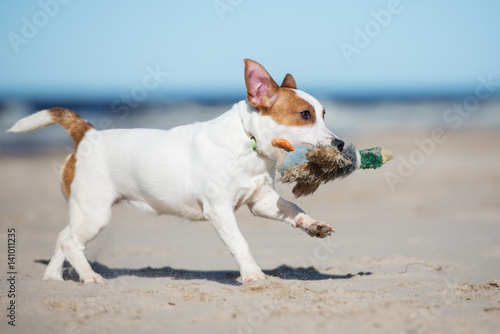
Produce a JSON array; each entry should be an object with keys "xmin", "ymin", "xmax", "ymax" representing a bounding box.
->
[{"xmin": 0, "ymin": 0, "xmax": 499, "ymax": 100}]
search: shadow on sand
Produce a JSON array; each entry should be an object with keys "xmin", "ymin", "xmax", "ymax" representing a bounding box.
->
[{"xmin": 35, "ymin": 259, "xmax": 372, "ymax": 286}]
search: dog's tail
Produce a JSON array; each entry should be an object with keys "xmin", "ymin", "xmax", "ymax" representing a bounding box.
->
[
  {"xmin": 9, "ymin": 108, "xmax": 95, "ymax": 200},
  {"xmin": 8, "ymin": 108, "xmax": 95, "ymax": 145}
]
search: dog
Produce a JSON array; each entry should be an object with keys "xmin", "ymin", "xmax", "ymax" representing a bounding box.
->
[{"xmin": 8, "ymin": 59, "xmax": 344, "ymax": 284}]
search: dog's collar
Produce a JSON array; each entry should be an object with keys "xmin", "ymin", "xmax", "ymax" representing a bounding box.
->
[{"xmin": 241, "ymin": 119, "xmax": 264, "ymax": 156}]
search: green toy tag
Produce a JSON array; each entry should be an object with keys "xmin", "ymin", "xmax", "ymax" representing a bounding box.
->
[{"xmin": 359, "ymin": 147, "xmax": 384, "ymax": 169}]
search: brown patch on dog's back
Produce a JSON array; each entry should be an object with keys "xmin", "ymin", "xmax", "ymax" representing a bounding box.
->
[
  {"xmin": 261, "ymin": 88, "xmax": 316, "ymax": 127},
  {"xmin": 48, "ymin": 108, "xmax": 94, "ymax": 200}
]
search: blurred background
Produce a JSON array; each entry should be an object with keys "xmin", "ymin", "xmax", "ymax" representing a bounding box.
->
[{"xmin": 1, "ymin": 0, "xmax": 499, "ymax": 152}]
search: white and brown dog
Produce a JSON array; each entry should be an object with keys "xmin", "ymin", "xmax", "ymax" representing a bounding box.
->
[{"xmin": 9, "ymin": 59, "xmax": 344, "ymax": 284}]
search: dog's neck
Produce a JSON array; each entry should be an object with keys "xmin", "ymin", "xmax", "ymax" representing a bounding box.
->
[{"xmin": 237, "ymin": 101, "xmax": 285, "ymax": 161}]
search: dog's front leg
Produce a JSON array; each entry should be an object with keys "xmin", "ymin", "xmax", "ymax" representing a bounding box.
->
[
  {"xmin": 248, "ymin": 186, "xmax": 334, "ymax": 238},
  {"xmin": 205, "ymin": 206, "xmax": 266, "ymax": 283}
]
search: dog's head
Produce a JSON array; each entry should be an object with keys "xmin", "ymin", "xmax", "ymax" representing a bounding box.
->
[{"xmin": 244, "ymin": 59, "xmax": 344, "ymax": 157}]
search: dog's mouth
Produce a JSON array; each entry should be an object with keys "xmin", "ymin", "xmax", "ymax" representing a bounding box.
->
[{"xmin": 272, "ymin": 137, "xmax": 345, "ymax": 153}]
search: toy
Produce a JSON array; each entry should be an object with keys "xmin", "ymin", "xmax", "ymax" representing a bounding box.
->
[{"xmin": 275, "ymin": 140, "xmax": 393, "ymax": 197}]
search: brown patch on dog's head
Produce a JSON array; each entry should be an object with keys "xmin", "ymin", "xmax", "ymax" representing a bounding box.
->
[
  {"xmin": 244, "ymin": 59, "xmax": 316, "ymax": 127},
  {"xmin": 262, "ymin": 88, "xmax": 316, "ymax": 127}
]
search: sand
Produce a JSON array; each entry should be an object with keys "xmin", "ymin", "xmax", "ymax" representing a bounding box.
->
[{"xmin": 1, "ymin": 123, "xmax": 499, "ymax": 333}]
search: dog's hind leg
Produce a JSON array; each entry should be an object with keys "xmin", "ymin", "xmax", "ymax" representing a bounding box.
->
[
  {"xmin": 43, "ymin": 225, "xmax": 69, "ymax": 281},
  {"xmin": 60, "ymin": 196, "xmax": 113, "ymax": 284}
]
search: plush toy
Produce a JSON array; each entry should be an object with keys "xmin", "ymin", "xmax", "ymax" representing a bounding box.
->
[{"xmin": 273, "ymin": 139, "xmax": 393, "ymax": 197}]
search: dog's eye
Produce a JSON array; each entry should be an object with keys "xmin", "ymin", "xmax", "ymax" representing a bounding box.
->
[{"xmin": 300, "ymin": 110, "xmax": 312, "ymax": 120}]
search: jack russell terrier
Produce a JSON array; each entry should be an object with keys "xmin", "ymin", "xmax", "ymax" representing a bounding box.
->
[{"xmin": 9, "ymin": 59, "xmax": 344, "ymax": 284}]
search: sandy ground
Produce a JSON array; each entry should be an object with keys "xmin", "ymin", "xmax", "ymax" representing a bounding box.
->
[{"xmin": 1, "ymin": 125, "xmax": 499, "ymax": 334}]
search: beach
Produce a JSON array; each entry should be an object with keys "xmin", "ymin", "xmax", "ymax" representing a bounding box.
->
[{"xmin": 1, "ymin": 102, "xmax": 499, "ymax": 334}]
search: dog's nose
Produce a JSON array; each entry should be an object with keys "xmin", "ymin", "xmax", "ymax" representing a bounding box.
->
[{"xmin": 332, "ymin": 138, "xmax": 344, "ymax": 152}]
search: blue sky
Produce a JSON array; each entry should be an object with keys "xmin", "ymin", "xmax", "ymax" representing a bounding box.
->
[{"xmin": 1, "ymin": 0, "xmax": 499, "ymax": 100}]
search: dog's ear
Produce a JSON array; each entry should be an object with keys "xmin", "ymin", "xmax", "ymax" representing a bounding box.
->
[
  {"xmin": 281, "ymin": 74, "xmax": 297, "ymax": 89},
  {"xmin": 244, "ymin": 59, "xmax": 279, "ymax": 109}
]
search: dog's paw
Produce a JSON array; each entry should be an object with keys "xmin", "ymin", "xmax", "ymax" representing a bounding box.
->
[
  {"xmin": 43, "ymin": 272, "xmax": 64, "ymax": 281},
  {"xmin": 305, "ymin": 221, "xmax": 334, "ymax": 238},
  {"xmin": 297, "ymin": 216, "xmax": 335, "ymax": 238},
  {"xmin": 242, "ymin": 269, "xmax": 267, "ymax": 284},
  {"xmin": 82, "ymin": 273, "xmax": 106, "ymax": 285}
]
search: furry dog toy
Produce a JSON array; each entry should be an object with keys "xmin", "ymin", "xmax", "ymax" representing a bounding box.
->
[{"xmin": 273, "ymin": 139, "xmax": 393, "ymax": 197}]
